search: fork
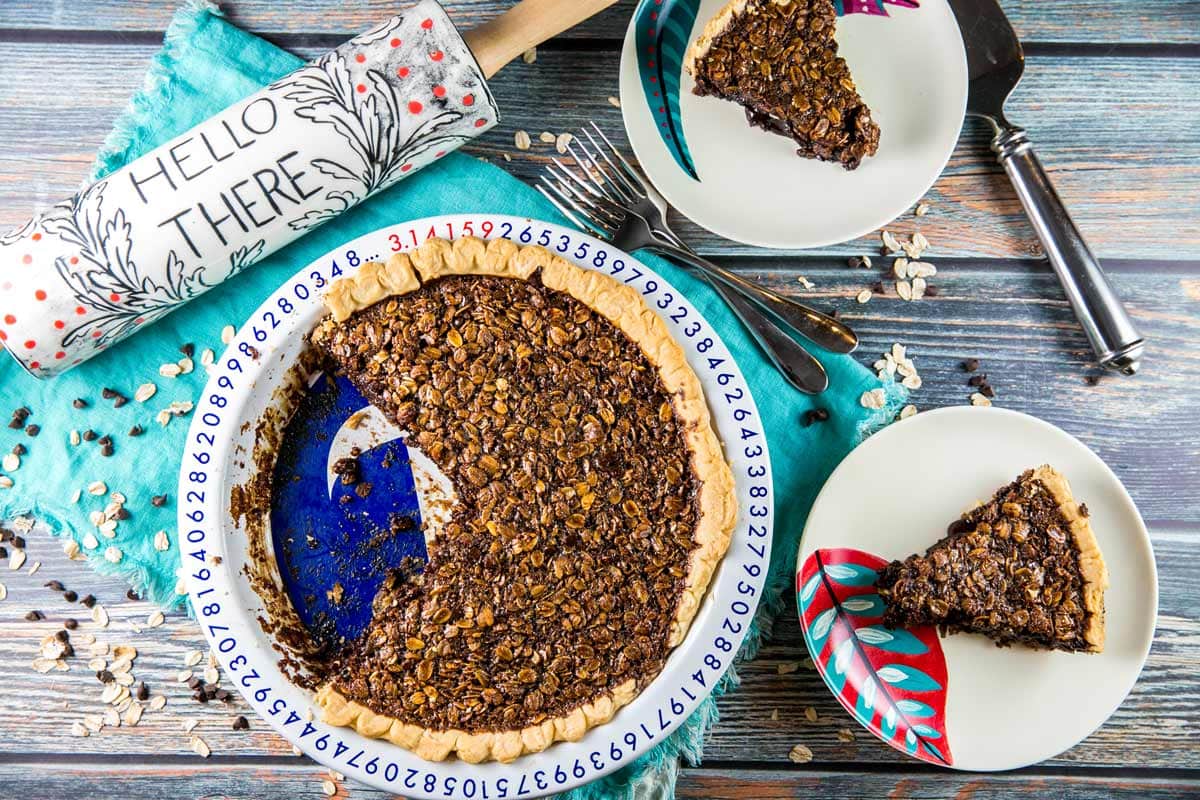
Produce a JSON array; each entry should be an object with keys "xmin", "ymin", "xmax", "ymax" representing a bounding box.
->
[{"xmin": 536, "ymin": 125, "xmax": 858, "ymax": 394}]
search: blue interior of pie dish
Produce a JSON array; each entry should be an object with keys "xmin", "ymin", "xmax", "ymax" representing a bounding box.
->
[{"xmin": 269, "ymin": 370, "xmax": 427, "ymax": 642}]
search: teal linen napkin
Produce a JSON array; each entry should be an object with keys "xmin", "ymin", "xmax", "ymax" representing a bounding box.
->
[{"xmin": 0, "ymin": 2, "xmax": 905, "ymax": 796}]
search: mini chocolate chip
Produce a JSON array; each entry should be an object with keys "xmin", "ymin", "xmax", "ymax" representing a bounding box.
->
[
  {"xmin": 215, "ymin": 689, "xmax": 232, "ymax": 702},
  {"xmin": 967, "ymin": 374, "xmax": 988, "ymax": 387},
  {"xmin": 80, "ymin": 594, "xmax": 96, "ymax": 608},
  {"xmin": 13, "ymin": 407, "xmax": 30, "ymax": 420},
  {"xmin": 54, "ymin": 629, "xmax": 69, "ymax": 643},
  {"xmin": 61, "ymin": 644, "xmax": 75, "ymax": 658},
  {"xmin": 194, "ymin": 691, "xmax": 209, "ymax": 704},
  {"xmin": 962, "ymin": 358, "xmax": 980, "ymax": 372},
  {"xmin": 180, "ymin": 343, "xmax": 195, "ymax": 358},
  {"xmin": 232, "ymin": 715, "xmax": 250, "ymax": 730},
  {"xmin": 847, "ymin": 256, "xmax": 863, "ymax": 269},
  {"xmin": 924, "ymin": 284, "xmax": 940, "ymax": 297},
  {"xmin": 7, "ymin": 419, "xmax": 21, "ymax": 429},
  {"xmin": 44, "ymin": 580, "xmax": 65, "ymax": 591},
  {"xmin": 101, "ymin": 444, "xmax": 114, "ymax": 457},
  {"xmin": 12, "ymin": 535, "xmax": 25, "ymax": 549},
  {"xmin": 151, "ymin": 494, "xmax": 168, "ymax": 507},
  {"xmin": 830, "ymin": 308, "xmax": 841, "ymax": 319},
  {"xmin": 101, "ymin": 388, "xmax": 117, "ymax": 399},
  {"xmin": 116, "ymin": 508, "xmax": 131, "ymax": 520},
  {"xmin": 73, "ymin": 398, "xmax": 88, "ymax": 409},
  {"xmin": 11, "ymin": 443, "xmax": 25, "ymax": 456},
  {"xmin": 63, "ymin": 590, "xmax": 78, "ymax": 603},
  {"xmin": 82, "ymin": 429, "xmax": 97, "ymax": 442},
  {"xmin": 63, "ymin": 618, "xmax": 78, "ymax": 630},
  {"xmin": 24, "ymin": 424, "xmax": 39, "ymax": 437},
  {"xmin": 980, "ymin": 384, "xmax": 996, "ymax": 399},
  {"xmin": 871, "ymin": 280, "xmax": 885, "ymax": 294},
  {"xmin": 801, "ymin": 408, "xmax": 830, "ymax": 427},
  {"xmin": 187, "ymin": 677, "xmax": 203, "ymax": 690},
  {"xmin": 97, "ymin": 669, "xmax": 114, "ymax": 684},
  {"xmin": 0, "ymin": 529, "xmax": 9, "ymax": 542},
  {"xmin": 97, "ymin": 435, "xmax": 112, "ymax": 446},
  {"xmin": 1084, "ymin": 374, "xmax": 1101, "ymax": 386},
  {"xmin": 25, "ymin": 610, "xmax": 43, "ymax": 621},
  {"xmin": 128, "ymin": 425, "xmax": 144, "ymax": 437},
  {"xmin": 136, "ymin": 681, "xmax": 150, "ymax": 701},
  {"xmin": 112, "ymin": 395, "xmax": 128, "ymax": 408},
  {"xmin": 0, "ymin": 547, "xmax": 7, "ymax": 559},
  {"xmin": 126, "ymin": 588, "xmax": 140, "ymax": 601}
]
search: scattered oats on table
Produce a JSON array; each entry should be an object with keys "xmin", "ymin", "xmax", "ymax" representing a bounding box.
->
[
  {"xmin": 836, "ymin": 728, "xmax": 856, "ymax": 742},
  {"xmin": 795, "ymin": 275, "xmax": 815, "ymax": 289},
  {"xmin": 896, "ymin": 280, "xmax": 913, "ymax": 301},
  {"xmin": 607, "ymin": 96, "xmax": 621, "ymax": 108},
  {"xmin": 135, "ymin": 382, "xmax": 157, "ymax": 403},
  {"xmin": 538, "ymin": 130, "xmax": 555, "ymax": 144},
  {"xmin": 881, "ymin": 230, "xmax": 901, "ymax": 253},
  {"xmin": 970, "ymin": 392, "xmax": 993, "ymax": 407},
  {"xmin": 220, "ymin": 325, "xmax": 235, "ymax": 345},
  {"xmin": 513, "ymin": 130, "xmax": 531, "ymax": 151},
  {"xmin": 788, "ymin": 744, "xmax": 814, "ymax": 764},
  {"xmin": 321, "ymin": 780, "xmax": 337, "ymax": 796},
  {"xmin": 522, "ymin": 46, "xmax": 537, "ymax": 63},
  {"xmin": 804, "ymin": 706, "xmax": 819, "ymax": 723},
  {"xmin": 159, "ymin": 362, "xmax": 183, "ymax": 378},
  {"xmin": 915, "ymin": 202, "xmax": 931, "ymax": 216},
  {"xmin": 900, "ymin": 404, "xmax": 918, "ymax": 420},
  {"xmin": 555, "ymin": 132, "xmax": 573, "ymax": 154},
  {"xmin": 190, "ymin": 735, "xmax": 211, "ymax": 758},
  {"xmin": 154, "ymin": 530, "xmax": 171, "ymax": 552},
  {"xmin": 777, "ymin": 661, "xmax": 800, "ymax": 675},
  {"xmin": 855, "ymin": 288, "xmax": 872, "ymax": 304}
]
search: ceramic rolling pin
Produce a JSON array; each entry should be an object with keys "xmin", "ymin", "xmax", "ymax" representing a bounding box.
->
[{"xmin": 0, "ymin": 0, "xmax": 617, "ymax": 377}]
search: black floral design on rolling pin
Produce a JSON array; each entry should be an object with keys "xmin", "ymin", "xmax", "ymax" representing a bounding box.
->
[
  {"xmin": 40, "ymin": 182, "xmax": 265, "ymax": 349},
  {"xmin": 273, "ymin": 50, "xmax": 472, "ymax": 232}
]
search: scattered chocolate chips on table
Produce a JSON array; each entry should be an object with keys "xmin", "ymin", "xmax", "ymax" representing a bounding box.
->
[
  {"xmin": 73, "ymin": 398, "xmax": 88, "ymax": 409},
  {"xmin": 802, "ymin": 408, "xmax": 831, "ymax": 427}
]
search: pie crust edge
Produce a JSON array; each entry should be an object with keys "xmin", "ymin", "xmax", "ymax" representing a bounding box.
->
[
  {"xmin": 316, "ymin": 236, "xmax": 739, "ymax": 762},
  {"xmin": 1030, "ymin": 465, "xmax": 1109, "ymax": 652}
]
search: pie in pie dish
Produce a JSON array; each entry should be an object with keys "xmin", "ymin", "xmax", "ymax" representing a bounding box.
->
[
  {"xmin": 307, "ymin": 236, "xmax": 737, "ymax": 762},
  {"xmin": 685, "ymin": 0, "xmax": 880, "ymax": 170},
  {"xmin": 876, "ymin": 466, "xmax": 1108, "ymax": 653}
]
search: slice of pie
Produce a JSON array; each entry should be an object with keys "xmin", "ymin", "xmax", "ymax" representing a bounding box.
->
[
  {"xmin": 875, "ymin": 466, "xmax": 1108, "ymax": 653},
  {"xmin": 306, "ymin": 236, "xmax": 737, "ymax": 762},
  {"xmin": 685, "ymin": 0, "xmax": 880, "ymax": 170}
]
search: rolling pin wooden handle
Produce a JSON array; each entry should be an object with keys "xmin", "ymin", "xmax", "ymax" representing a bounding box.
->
[{"xmin": 464, "ymin": 0, "xmax": 620, "ymax": 78}]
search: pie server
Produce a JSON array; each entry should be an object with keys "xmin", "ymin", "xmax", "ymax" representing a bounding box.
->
[
  {"xmin": 0, "ymin": 0, "xmax": 617, "ymax": 377},
  {"xmin": 948, "ymin": 0, "xmax": 1145, "ymax": 375}
]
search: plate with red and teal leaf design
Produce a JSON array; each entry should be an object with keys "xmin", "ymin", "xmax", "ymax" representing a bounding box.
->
[
  {"xmin": 796, "ymin": 406, "xmax": 1157, "ymax": 770},
  {"xmin": 618, "ymin": 0, "xmax": 966, "ymax": 249}
]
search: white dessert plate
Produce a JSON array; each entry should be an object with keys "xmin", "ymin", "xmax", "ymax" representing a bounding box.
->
[
  {"xmin": 796, "ymin": 406, "xmax": 1157, "ymax": 770},
  {"xmin": 179, "ymin": 214, "xmax": 773, "ymax": 798},
  {"xmin": 619, "ymin": 0, "xmax": 968, "ymax": 249}
]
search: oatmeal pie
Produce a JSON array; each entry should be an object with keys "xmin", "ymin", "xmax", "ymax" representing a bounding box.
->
[
  {"xmin": 307, "ymin": 237, "xmax": 737, "ymax": 762},
  {"xmin": 685, "ymin": 0, "xmax": 880, "ymax": 170},
  {"xmin": 876, "ymin": 466, "xmax": 1108, "ymax": 653}
]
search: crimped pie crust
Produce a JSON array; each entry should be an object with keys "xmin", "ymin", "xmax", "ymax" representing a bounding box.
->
[
  {"xmin": 313, "ymin": 236, "xmax": 738, "ymax": 762},
  {"xmin": 1030, "ymin": 465, "xmax": 1109, "ymax": 652}
]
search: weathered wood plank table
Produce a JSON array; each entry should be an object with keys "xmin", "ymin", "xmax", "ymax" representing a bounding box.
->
[{"xmin": 0, "ymin": 1, "xmax": 1197, "ymax": 797}]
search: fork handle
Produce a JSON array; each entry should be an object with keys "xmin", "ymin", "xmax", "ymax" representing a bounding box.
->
[
  {"xmin": 646, "ymin": 242, "xmax": 858, "ymax": 354},
  {"xmin": 711, "ymin": 279, "xmax": 829, "ymax": 394}
]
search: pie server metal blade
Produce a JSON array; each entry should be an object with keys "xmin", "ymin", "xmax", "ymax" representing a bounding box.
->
[{"xmin": 948, "ymin": 0, "xmax": 1145, "ymax": 375}]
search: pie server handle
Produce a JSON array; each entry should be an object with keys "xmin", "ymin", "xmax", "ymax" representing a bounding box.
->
[{"xmin": 993, "ymin": 125, "xmax": 1145, "ymax": 374}]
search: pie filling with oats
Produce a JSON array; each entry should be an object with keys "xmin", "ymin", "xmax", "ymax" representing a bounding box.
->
[
  {"xmin": 306, "ymin": 237, "xmax": 737, "ymax": 763},
  {"xmin": 876, "ymin": 466, "xmax": 1109, "ymax": 653},
  {"xmin": 685, "ymin": 0, "xmax": 880, "ymax": 170}
]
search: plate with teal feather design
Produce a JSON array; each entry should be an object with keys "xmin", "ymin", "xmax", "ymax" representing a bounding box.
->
[
  {"xmin": 618, "ymin": 0, "xmax": 967, "ymax": 249},
  {"xmin": 795, "ymin": 406, "xmax": 1157, "ymax": 770}
]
